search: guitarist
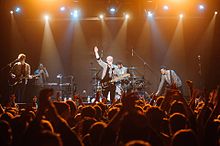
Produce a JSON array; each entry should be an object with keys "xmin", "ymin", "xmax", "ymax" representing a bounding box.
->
[
  {"xmin": 9, "ymin": 53, "xmax": 31, "ymax": 103},
  {"xmin": 94, "ymin": 46, "xmax": 117, "ymax": 104}
]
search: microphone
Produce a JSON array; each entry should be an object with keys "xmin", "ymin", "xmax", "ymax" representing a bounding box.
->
[
  {"xmin": 9, "ymin": 58, "xmax": 19, "ymax": 67},
  {"xmin": 132, "ymin": 49, "xmax": 133, "ymax": 56}
]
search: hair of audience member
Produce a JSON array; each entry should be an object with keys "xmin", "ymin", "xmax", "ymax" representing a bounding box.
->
[
  {"xmin": 89, "ymin": 122, "xmax": 107, "ymax": 146},
  {"xmin": 10, "ymin": 116, "xmax": 28, "ymax": 146},
  {"xmin": 171, "ymin": 129, "xmax": 198, "ymax": 146},
  {"xmin": 0, "ymin": 120, "xmax": 13, "ymax": 146},
  {"xmin": 81, "ymin": 105, "xmax": 96, "ymax": 118},
  {"xmin": 108, "ymin": 107, "xmax": 120, "ymax": 121},
  {"xmin": 82, "ymin": 133, "xmax": 91, "ymax": 146},
  {"xmin": 125, "ymin": 140, "xmax": 152, "ymax": 146},
  {"xmin": 204, "ymin": 119, "xmax": 220, "ymax": 146},
  {"xmin": 41, "ymin": 119, "xmax": 54, "ymax": 132},
  {"xmin": 169, "ymin": 101, "xmax": 186, "ymax": 116},
  {"xmin": 156, "ymin": 96, "xmax": 165, "ymax": 107},
  {"xmin": 97, "ymin": 102, "xmax": 108, "ymax": 116},
  {"xmin": 53, "ymin": 102, "xmax": 71, "ymax": 120},
  {"xmin": 0, "ymin": 112, "xmax": 14, "ymax": 122},
  {"xmin": 30, "ymin": 131, "xmax": 63, "ymax": 146},
  {"xmin": 65, "ymin": 100, "xmax": 77, "ymax": 117},
  {"xmin": 143, "ymin": 104, "xmax": 151, "ymax": 112},
  {"xmin": 21, "ymin": 110, "xmax": 36, "ymax": 123},
  {"xmin": 75, "ymin": 117, "xmax": 97, "ymax": 138},
  {"xmin": 145, "ymin": 106, "xmax": 166, "ymax": 132},
  {"xmin": 169, "ymin": 113, "xmax": 188, "ymax": 135},
  {"xmin": 0, "ymin": 104, "xmax": 5, "ymax": 115},
  {"xmin": 93, "ymin": 105, "xmax": 103, "ymax": 121},
  {"xmin": 119, "ymin": 111, "xmax": 163, "ymax": 146},
  {"xmin": 136, "ymin": 100, "xmax": 145, "ymax": 107}
]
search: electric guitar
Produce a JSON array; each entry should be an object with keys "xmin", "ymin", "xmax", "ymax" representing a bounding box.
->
[
  {"xmin": 101, "ymin": 73, "xmax": 130, "ymax": 89},
  {"xmin": 8, "ymin": 74, "xmax": 39, "ymax": 86}
]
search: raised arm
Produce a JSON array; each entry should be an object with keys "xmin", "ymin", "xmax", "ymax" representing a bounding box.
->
[
  {"xmin": 94, "ymin": 46, "xmax": 100, "ymax": 59},
  {"xmin": 94, "ymin": 46, "xmax": 106, "ymax": 68}
]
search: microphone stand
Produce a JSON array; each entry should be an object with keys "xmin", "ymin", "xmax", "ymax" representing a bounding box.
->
[
  {"xmin": 132, "ymin": 49, "xmax": 154, "ymax": 73},
  {"xmin": 0, "ymin": 59, "xmax": 18, "ymax": 72}
]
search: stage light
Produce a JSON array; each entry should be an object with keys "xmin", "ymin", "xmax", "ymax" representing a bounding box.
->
[
  {"xmin": 109, "ymin": 7, "xmax": 117, "ymax": 15},
  {"xmin": 99, "ymin": 14, "xmax": 104, "ymax": 20},
  {"xmin": 15, "ymin": 7, "xmax": 21, "ymax": 13},
  {"xmin": 60, "ymin": 6, "xmax": 65, "ymax": 12},
  {"xmin": 147, "ymin": 11, "xmax": 153, "ymax": 17},
  {"xmin": 198, "ymin": 4, "xmax": 205, "ymax": 10},
  {"xmin": 179, "ymin": 13, "xmax": 184, "ymax": 18},
  {"xmin": 10, "ymin": 10, "xmax": 13, "ymax": 14},
  {"xmin": 215, "ymin": 11, "xmax": 218, "ymax": 15},
  {"xmin": 124, "ymin": 13, "xmax": 130, "ymax": 19},
  {"xmin": 44, "ymin": 15, "xmax": 50, "ymax": 21},
  {"xmin": 70, "ymin": 9, "xmax": 79, "ymax": 18},
  {"xmin": 163, "ymin": 5, "xmax": 169, "ymax": 10}
]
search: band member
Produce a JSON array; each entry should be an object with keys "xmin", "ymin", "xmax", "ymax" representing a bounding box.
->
[
  {"xmin": 114, "ymin": 61, "xmax": 129, "ymax": 97},
  {"xmin": 155, "ymin": 66, "xmax": 182, "ymax": 96},
  {"xmin": 9, "ymin": 53, "xmax": 31, "ymax": 102},
  {"xmin": 115, "ymin": 61, "xmax": 128, "ymax": 77},
  {"xmin": 34, "ymin": 63, "xmax": 49, "ymax": 86},
  {"xmin": 94, "ymin": 46, "xmax": 117, "ymax": 103}
]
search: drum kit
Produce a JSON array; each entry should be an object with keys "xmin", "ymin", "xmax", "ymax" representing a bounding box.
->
[{"xmin": 90, "ymin": 66, "xmax": 148, "ymax": 96}]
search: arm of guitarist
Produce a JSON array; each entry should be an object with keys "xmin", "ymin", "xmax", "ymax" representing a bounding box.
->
[{"xmin": 94, "ymin": 46, "xmax": 106, "ymax": 68}]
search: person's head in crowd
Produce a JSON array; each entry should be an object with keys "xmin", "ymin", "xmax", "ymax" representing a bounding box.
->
[
  {"xmin": 169, "ymin": 113, "xmax": 189, "ymax": 135},
  {"xmin": 136, "ymin": 100, "xmax": 145, "ymax": 107},
  {"xmin": 89, "ymin": 122, "xmax": 107, "ymax": 146},
  {"xmin": 41, "ymin": 119, "xmax": 54, "ymax": 132},
  {"xmin": 21, "ymin": 110, "xmax": 36, "ymax": 123},
  {"xmin": 30, "ymin": 131, "xmax": 63, "ymax": 146},
  {"xmin": 169, "ymin": 101, "xmax": 186, "ymax": 116},
  {"xmin": 135, "ymin": 105, "xmax": 144, "ymax": 114},
  {"xmin": 0, "ymin": 112, "xmax": 14, "ymax": 122},
  {"xmin": 97, "ymin": 102, "xmax": 107, "ymax": 115},
  {"xmin": 93, "ymin": 105, "xmax": 102, "ymax": 121},
  {"xmin": 119, "ymin": 111, "xmax": 163, "ymax": 146},
  {"xmin": 143, "ymin": 104, "xmax": 151, "ymax": 112},
  {"xmin": 75, "ymin": 117, "xmax": 97, "ymax": 138},
  {"xmin": 0, "ymin": 120, "xmax": 12, "ymax": 146},
  {"xmin": 81, "ymin": 105, "xmax": 96, "ymax": 118},
  {"xmin": 53, "ymin": 102, "xmax": 70, "ymax": 120},
  {"xmin": 125, "ymin": 140, "xmax": 152, "ymax": 146},
  {"xmin": 204, "ymin": 119, "xmax": 220, "ymax": 146},
  {"xmin": 66, "ymin": 100, "xmax": 77, "ymax": 117},
  {"xmin": 145, "ymin": 106, "xmax": 166, "ymax": 132},
  {"xmin": 155, "ymin": 96, "xmax": 164, "ymax": 106},
  {"xmin": 108, "ymin": 107, "xmax": 120, "ymax": 121},
  {"xmin": 10, "ymin": 116, "xmax": 28, "ymax": 146},
  {"xmin": 171, "ymin": 129, "xmax": 198, "ymax": 146},
  {"xmin": 39, "ymin": 88, "xmax": 54, "ymax": 109},
  {"xmin": 0, "ymin": 104, "xmax": 4, "ymax": 116}
]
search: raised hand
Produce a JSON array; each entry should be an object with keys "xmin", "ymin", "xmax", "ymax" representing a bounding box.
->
[{"xmin": 94, "ymin": 46, "xmax": 99, "ymax": 53}]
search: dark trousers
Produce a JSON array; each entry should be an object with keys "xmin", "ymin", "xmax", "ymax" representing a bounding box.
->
[
  {"xmin": 102, "ymin": 84, "xmax": 116, "ymax": 104},
  {"xmin": 11, "ymin": 83, "xmax": 26, "ymax": 103}
]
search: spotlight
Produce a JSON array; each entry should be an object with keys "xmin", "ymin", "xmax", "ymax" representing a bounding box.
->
[
  {"xmin": 10, "ymin": 10, "xmax": 13, "ymax": 14},
  {"xmin": 15, "ymin": 7, "xmax": 21, "ymax": 13},
  {"xmin": 179, "ymin": 14, "xmax": 184, "ymax": 18},
  {"xmin": 60, "ymin": 6, "xmax": 65, "ymax": 12},
  {"xmin": 215, "ymin": 11, "xmax": 218, "ymax": 15},
  {"xmin": 147, "ymin": 11, "xmax": 153, "ymax": 17},
  {"xmin": 163, "ymin": 5, "xmax": 169, "ymax": 10},
  {"xmin": 44, "ymin": 15, "xmax": 50, "ymax": 21},
  {"xmin": 198, "ymin": 4, "xmax": 205, "ymax": 10},
  {"xmin": 71, "ymin": 9, "xmax": 79, "ymax": 18},
  {"xmin": 99, "ymin": 14, "xmax": 104, "ymax": 20},
  {"xmin": 109, "ymin": 7, "xmax": 117, "ymax": 15},
  {"xmin": 124, "ymin": 13, "xmax": 130, "ymax": 19}
]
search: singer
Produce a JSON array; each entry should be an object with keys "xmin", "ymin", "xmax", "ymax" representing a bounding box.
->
[
  {"xmin": 9, "ymin": 53, "xmax": 31, "ymax": 103},
  {"xmin": 94, "ymin": 46, "xmax": 117, "ymax": 104}
]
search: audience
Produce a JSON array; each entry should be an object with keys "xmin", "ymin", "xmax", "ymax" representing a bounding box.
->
[{"xmin": 0, "ymin": 82, "xmax": 219, "ymax": 146}]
